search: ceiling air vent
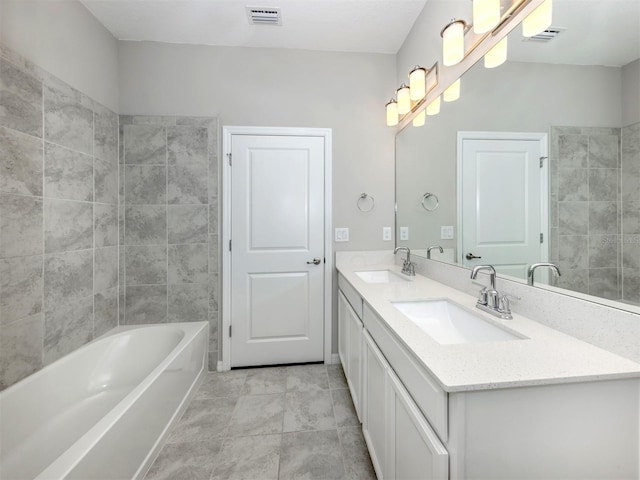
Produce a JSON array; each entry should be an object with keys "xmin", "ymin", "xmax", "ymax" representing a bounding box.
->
[
  {"xmin": 522, "ymin": 27, "xmax": 565, "ymax": 43},
  {"xmin": 246, "ymin": 6, "xmax": 282, "ymax": 26}
]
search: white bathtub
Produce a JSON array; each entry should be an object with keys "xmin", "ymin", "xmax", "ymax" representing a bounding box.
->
[{"xmin": 0, "ymin": 322, "xmax": 208, "ymax": 480}]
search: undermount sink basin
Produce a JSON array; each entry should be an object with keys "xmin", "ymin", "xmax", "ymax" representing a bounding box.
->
[
  {"xmin": 392, "ymin": 299, "xmax": 524, "ymax": 345},
  {"xmin": 355, "ymin": 270, "xmax": 408, "ymax": 283}
]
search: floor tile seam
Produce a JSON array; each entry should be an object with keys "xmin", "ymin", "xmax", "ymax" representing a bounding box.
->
[{"xmin": 282, "ymin": 424, "xmax": 338, "ymax": 435}]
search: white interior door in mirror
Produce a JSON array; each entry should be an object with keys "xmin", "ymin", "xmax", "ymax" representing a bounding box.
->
[
  {"xmin": 230, "ymin": 134, "xmax": 325, "ymax": 367},
  {"xmin": 458, "ymin": 132, "xmax": 548, "ymax": 279}
]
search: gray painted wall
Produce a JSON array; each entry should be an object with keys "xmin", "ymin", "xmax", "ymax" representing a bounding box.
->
[
  {"xmin": 0, "ymin": 0, "xmax": 120, "ymax": 112},
  {"xmin": 117, "ymin": 41, "xmax": 397, "ymax": 252},
  {"xmin": 622, "ymin": 59, "xmax": 640, "ymax": 127}
]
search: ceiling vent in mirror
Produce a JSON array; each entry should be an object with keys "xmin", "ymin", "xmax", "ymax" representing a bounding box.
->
[
  {"xmin": 246, "ymin": 6, "xmax": 282, "ymax": 25},
  {"xmin": 522, "ymin": 27, "xmax": 565, "ymax": 42}
]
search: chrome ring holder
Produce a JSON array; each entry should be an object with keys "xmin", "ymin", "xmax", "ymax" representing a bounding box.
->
[
  {"xmin": 357, "ymin": 193, "xmax": 375, "ymax": 212},
  {"xmin": 421, "ymin": 192, "xmax": 439, "ymax": 211}
]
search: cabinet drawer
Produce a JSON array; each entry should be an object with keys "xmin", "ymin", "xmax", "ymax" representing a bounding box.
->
[
  {"xmin": 338, "ymin": 275, "xmax": 363, "ymax": 319},
  {"xmin": 363, "ymin": 303, "xmax": 448, "ymax": 442}
]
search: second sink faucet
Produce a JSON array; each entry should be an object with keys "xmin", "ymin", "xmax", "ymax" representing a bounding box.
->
[
  {"xmin": 470, "ymin": 265, "xmax": 515, "ymax": 320},
  {"xmin": 426, "ymin": 245, "xmax": 444, "ymax": 259},
  {"xmin": 394, "ymin": 247, "xmax": 415, "ymax": 276},
  {"xmin": 527, "ymin": 263, "xmax": 561, "ymax": 286}
]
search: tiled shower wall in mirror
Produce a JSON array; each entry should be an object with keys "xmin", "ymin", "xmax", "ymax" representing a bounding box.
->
[
  {"xmin": 119, "ymin": 115, "xmax": 220, "ymax": 369},
  {"xmin": 0, "ymin": 47, "xmax": 119, "ymax": 389},
  {"xmin": 549, "ymin": 124, "xmax": 640, "ymax": 304}
]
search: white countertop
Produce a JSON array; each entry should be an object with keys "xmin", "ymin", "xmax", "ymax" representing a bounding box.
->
[{"xmin": 337, "ymin": 260, "xmax": 640, "ymax": 393}]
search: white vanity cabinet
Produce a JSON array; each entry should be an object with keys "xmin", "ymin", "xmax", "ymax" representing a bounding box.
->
[
  {"xmin": 362, "ymin": 331, "xmax": 389, "ymax": 478},
  {"xmin": 337, "ymin": 277, "xmax": 364, "ymax": 420},
  {"xmin": 361, "ymin": 302, "xmax": 639, "ymax": 480}
]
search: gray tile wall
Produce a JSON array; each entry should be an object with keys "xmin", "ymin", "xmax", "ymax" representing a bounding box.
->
[
  {"xmin": 119, "ymin": 115, "xmax": 219, "ymax": 369},
  {"xmin": 621, "ymin": 122, "xmax": 640, "ymax": 304},
  {"xmin": 549, "ymin": 126, "xmax": 622, "ymax": 301},
  {"xmin": 0, "ymin": 48, "xmax": 119, "ymax": 389}
]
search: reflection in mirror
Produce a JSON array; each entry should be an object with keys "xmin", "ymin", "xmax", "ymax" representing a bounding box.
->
[{"xmin": 395, "ymin": 0, "xmax": 640, "ymax": 307}]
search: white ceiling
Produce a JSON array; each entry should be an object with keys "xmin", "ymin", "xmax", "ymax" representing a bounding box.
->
[
  {"xmin": 81, "ymin": 0, "xmax": 639, "ymax": 65},
  {"xmin": 80, "ymin": 0, "xmax": 428, "ymax": 54}
]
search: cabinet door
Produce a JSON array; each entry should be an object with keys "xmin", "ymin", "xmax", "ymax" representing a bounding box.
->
[
  {"xmin": 387, "ymin": 370, "xmax": 448, "ymax": 480},
  {"xmin": 347, "ymin": 300, "xmax": 363, "ymax": 420},
  {"xmin": 363, "ymin": 331, "xmax": 389, "ymax": 479},
  {"xmin": 337, "ymin": 291, "xmax": 349, "ymax": 374}
]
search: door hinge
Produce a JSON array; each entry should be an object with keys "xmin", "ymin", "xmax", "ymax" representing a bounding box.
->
[
  {"xmin": 539, "ymin": 156, "xmax": 547, "ymax": 168},
  {"xmin": 227, "ymin": 152, "xmax": 232, "ymax": 166},
  {"xmin": 229, "ymin": 325, "xmax": 232, "ymax": 337},
  {"xmin": 540, "ymin": 233, "xmax": 544, "ymax": 243},
  {"xmin": 229, "ymin": 239, "xmax": 232, "ymax": 251}
]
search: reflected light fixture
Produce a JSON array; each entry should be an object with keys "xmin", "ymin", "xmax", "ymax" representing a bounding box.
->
[
  {"xmin": 443, "ymin": 79, "xmax": 461, "ymax": 102},
  {"xmin": 426, "ymin": 96, "xmax": 441, "ymax": 116},
  {"xmin": 386, "ymin": 99, "xmax": 398, "ymax": 126},
  {"xmin": 484, "ymin": 36, "xmax": 508, "ymax": 68},
  {"xmin": 412, "ymin": 109, "xmax": 426, "ymax": 127},
  {"xmin": 396, "ymin": 84, "xmax": 411, "ymax": 115},
  {"xmin": 441, "ymin": 19, "xmax": 468, "ymax": 66},
  {"xmin": 473, "ymin": 0, "xmax": 500, "ymax": 34},
  {"xmin": 522, "ymin": 0, "xmax": 553, "ymax": 37},
  {"xmin": 409, "ymin": 66, "xmax": 427, "ymax": 101}
]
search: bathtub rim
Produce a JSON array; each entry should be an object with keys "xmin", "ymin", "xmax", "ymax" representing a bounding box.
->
[{"xmin": 1, "ymin": 321, "xmax": 208, "ymax": 480}]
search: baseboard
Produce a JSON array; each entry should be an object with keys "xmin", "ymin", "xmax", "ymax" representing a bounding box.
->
[{"xmin": 216, "ymin": 360, "xmax": 223, "ymax": 372}]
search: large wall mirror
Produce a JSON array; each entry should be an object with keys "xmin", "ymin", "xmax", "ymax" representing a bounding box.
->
[{"xmin": 396, "ymin": 0, "xmax": 640, "ymax": 309}]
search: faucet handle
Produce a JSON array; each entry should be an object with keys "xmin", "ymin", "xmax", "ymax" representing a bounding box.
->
[
  {"xmin": 477, "ymin": 287, "xmax": 488, "ymax": 305},
  {"xmin": 499, "ymin": 294, "xmax": 521, "ymax": 314}
]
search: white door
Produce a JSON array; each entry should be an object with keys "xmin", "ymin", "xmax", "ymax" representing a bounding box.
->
[
  {"xmin": 458, "ymin": 132, "xmax": 548, "ymax": 279},
  {"xmin": 230, "ymin": 134, "xmax": 325, "ymax": 367}
]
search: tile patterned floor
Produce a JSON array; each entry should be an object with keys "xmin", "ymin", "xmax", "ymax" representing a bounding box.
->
[{"xmin": 144, "ymin": 364, "xmax": 377, "ymax": 480}]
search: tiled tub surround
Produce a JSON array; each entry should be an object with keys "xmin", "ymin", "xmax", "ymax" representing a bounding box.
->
[
  {"xmin": 119, "ymin": 115, "xmax": 220, "ymax": 370},
  {"xmin": 549, "ymin": 126, "xmax": 623, "ymax": 300},
  {"xmin": 0, "ymin": 49, "xmax": 119, "ymax": 389},
  {"xmin": 0, "ymin": 322, "xmax": 208, "ymax": 480},
  {"xmin": 144, "ymin": 363, "xmax": 375, "ymax": 480},
  {"xmin": 621, "ymin": 122, "xmax": 640, "ymax": 304}
]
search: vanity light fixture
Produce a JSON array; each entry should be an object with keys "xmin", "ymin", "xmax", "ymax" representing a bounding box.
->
[
  {"xmin": 396, "ymin": 84, "xmax": 411, "ymax": 115},
  {"xmin": 484, "ymin": 36, "xmax": 508, "ymax": 68},
  {"xmin": 426, "ymin": 95, "xmax": 441, "ymax": 115},
  {"xmin": 409, "ymin": 66, "xmax": 428, "ymax": 101},
  {"xmin": 441, "ymin": 19, "xmax": 469, "ymax": 66},
  {"xmin": 386, "ymin": 99, "xmax": 399, "ymax": 126},
  {"xmin": 443, "ymin": 78, "xmax": 461, "ymax": 102},
  {"xmin": 522, "ymin": 0, "xmax": 553, "ymax": 37},
  {"xmin": 412, "ymin": 109, "xmax": 426, "ymax": 127},
  {"xmin": 473, "ymin": 0, "xmax": 500, "ymax": 34}
]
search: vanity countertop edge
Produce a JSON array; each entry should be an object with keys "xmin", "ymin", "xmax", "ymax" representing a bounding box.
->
[{"xmin": 336, "ymin": 261, "xmax": 640, "ymax": 393}]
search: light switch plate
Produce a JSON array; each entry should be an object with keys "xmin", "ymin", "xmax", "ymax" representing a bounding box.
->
[
  {"xmin": 383, "ymin": 227, "xmax": 392, "ymax": 241},
  {"xmin": 335, "ymin": 227, "xmax": 349, "ymax": 242},
  {"xmin": 441, "ymin": 226, "xmax": 454, "ymax": 240},
  {"xmin": 400, "ymin": 227, "xmax": 409, "ymax": 241}
]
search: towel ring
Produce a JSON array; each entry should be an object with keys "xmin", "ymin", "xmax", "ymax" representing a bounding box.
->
[
  {"xmin": 421, "ymin": 192, "xmax": 439, "ymax": 211},
  {"xmin": 357, "ymin": 193, "xmax": 375, "ymax": 212}
]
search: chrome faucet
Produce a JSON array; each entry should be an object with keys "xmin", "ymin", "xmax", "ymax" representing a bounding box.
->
[
  {"xmin": 426, "ymin": 245, "xmax": 444, "ymax": 259},
  {"xmin": 527, "ymin": 262, "xmax": 561, "ymax": 286},
  {"xmin": 394, "ymin": 247, "xmax": 415, "ymax": 276},
  {"xmin": 470, "ymin": 265, "xmax": 516, "ymax": 320}
]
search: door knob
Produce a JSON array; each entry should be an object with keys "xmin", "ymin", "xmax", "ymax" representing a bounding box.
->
[
  {"xmin": 466, "ymin": 253, "xmax": 482, "ymax": 260},
  {"xmin": 307, "ymin": 258, "xmax": 321, "ymax": 265}
]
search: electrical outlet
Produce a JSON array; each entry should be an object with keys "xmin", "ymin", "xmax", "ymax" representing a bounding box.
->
[
  {"xmin": 400, "ymin": 227, "xmax": 409, "ymax": 241},
  {"xmin": 441, "ymin": 225, "xmax": 454, "ymax": 240},
  {"xmin": 382, "ymin": 227, "xmax": 392, "ymax": 241},
  {"xmin": 335, "ymin": 227, "xmax": 349, "ymax": 242}
]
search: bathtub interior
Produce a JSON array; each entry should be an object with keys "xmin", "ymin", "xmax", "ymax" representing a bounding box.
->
[{"xmin": 0, "ymin": 324, "xmax": 203, "ymax": 480}]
